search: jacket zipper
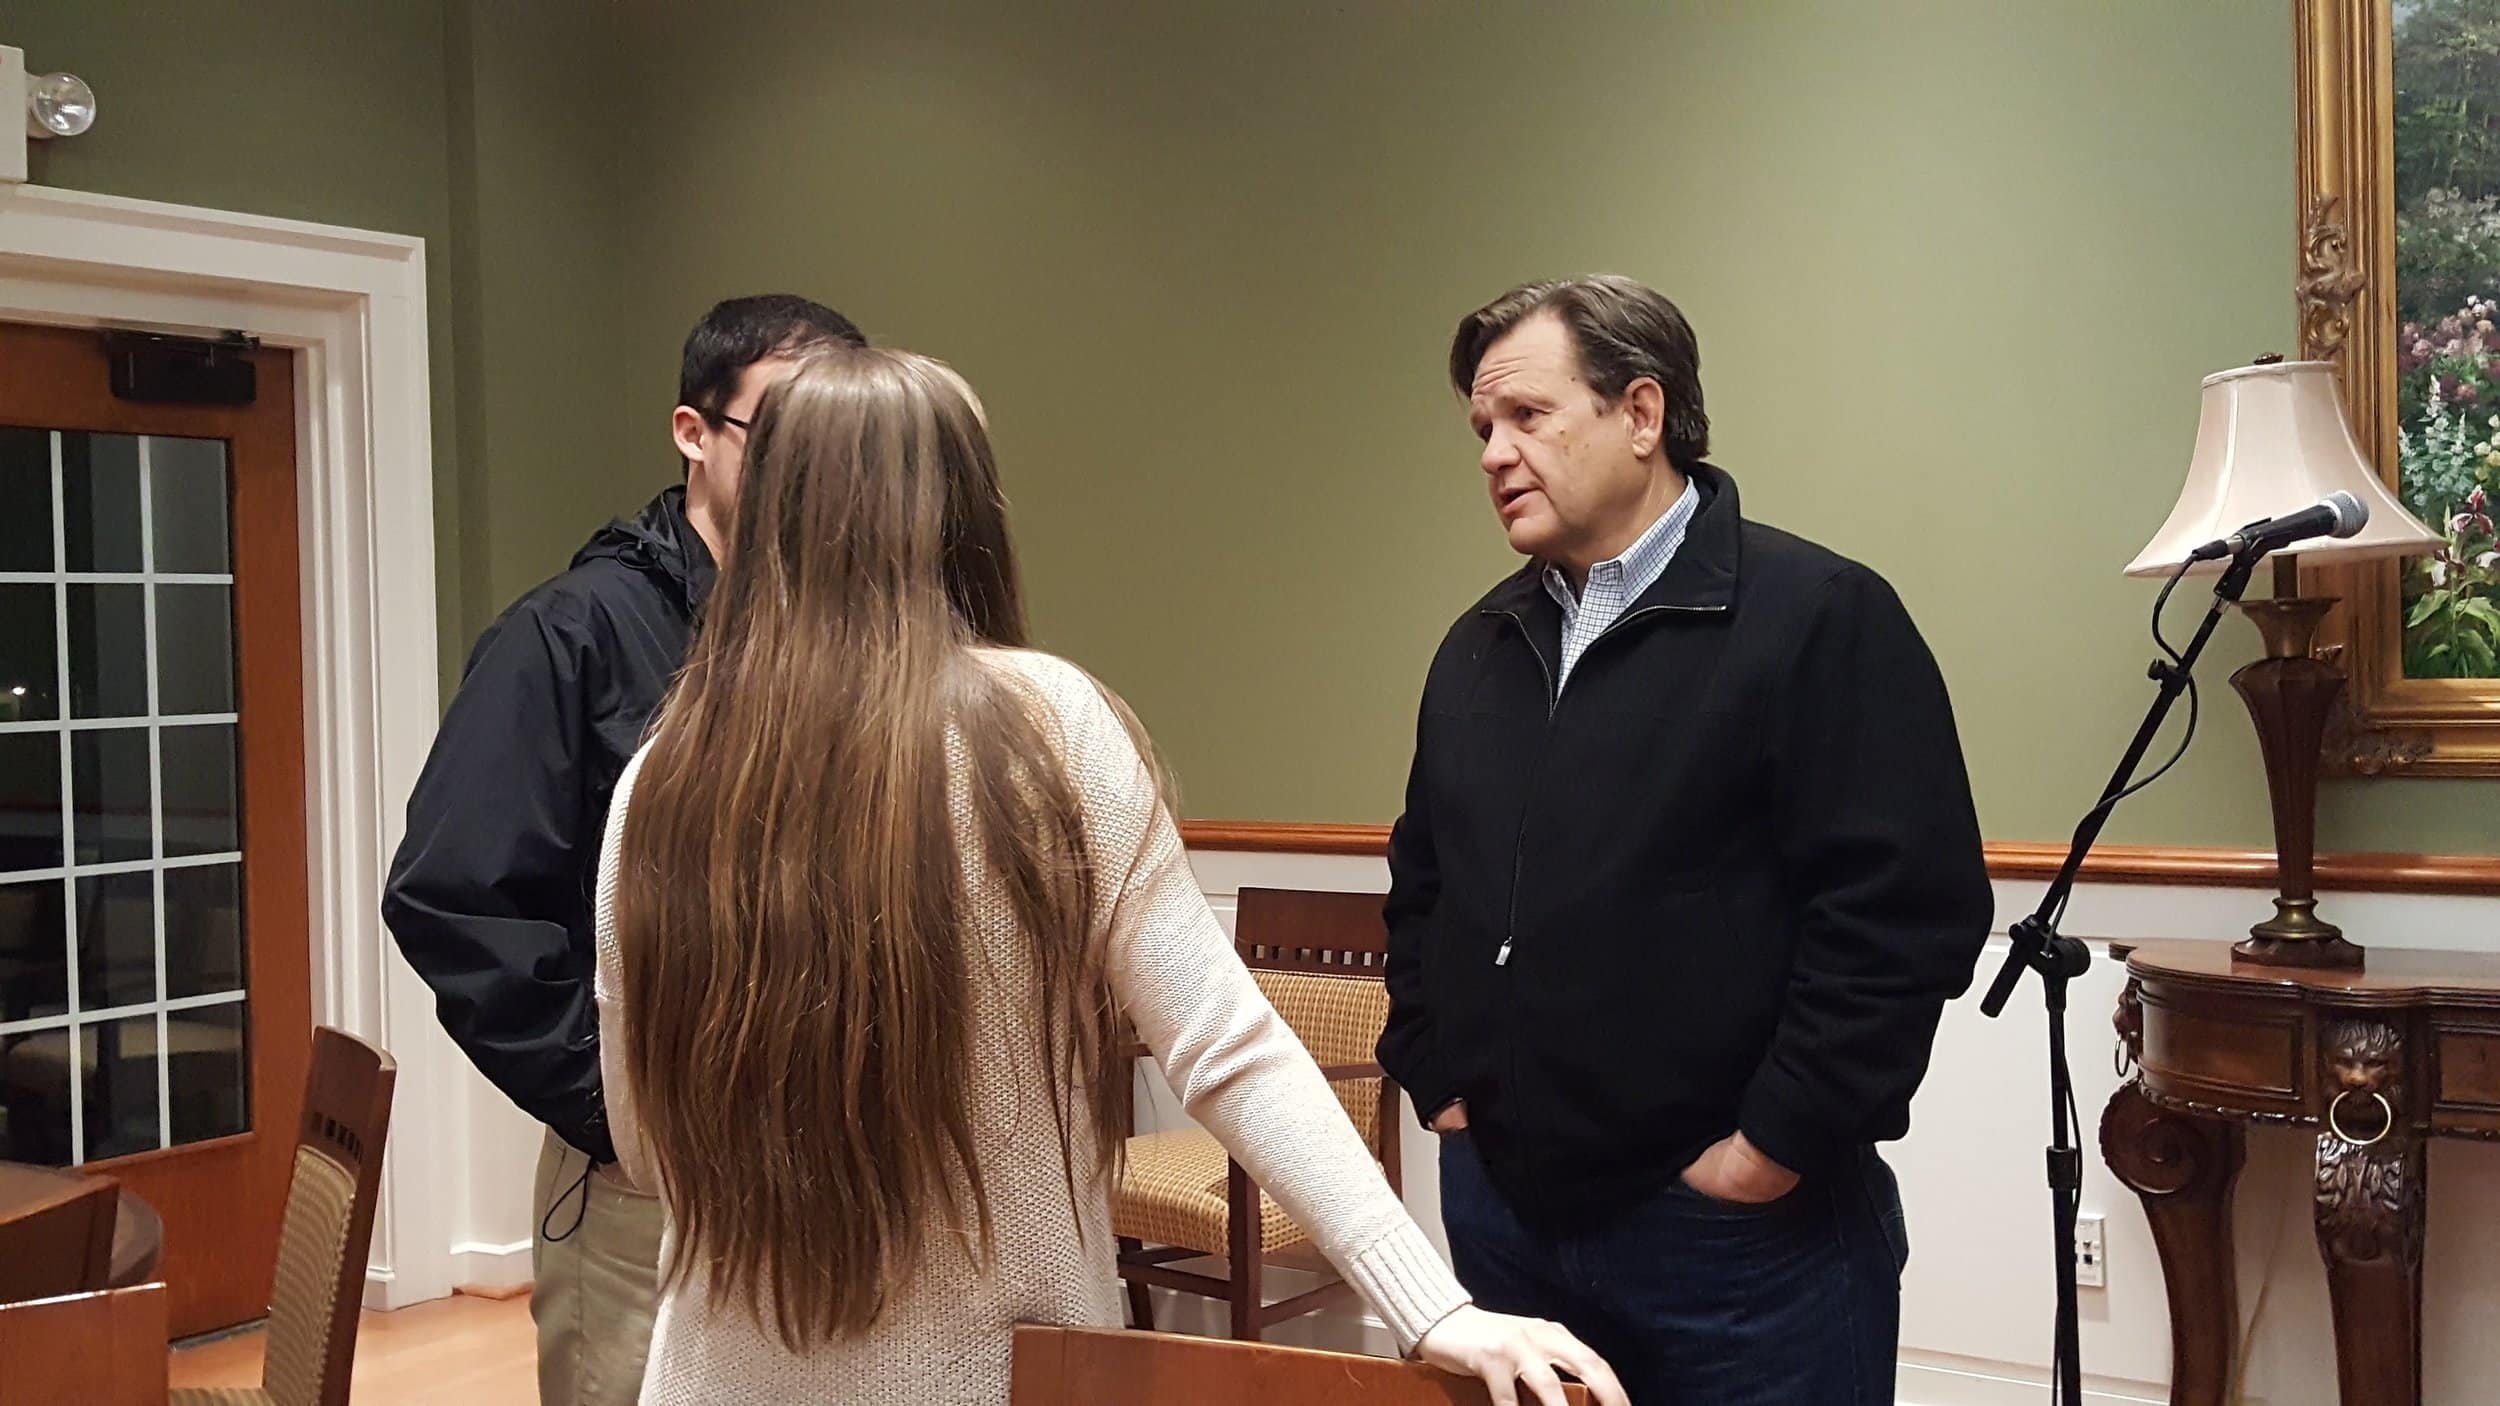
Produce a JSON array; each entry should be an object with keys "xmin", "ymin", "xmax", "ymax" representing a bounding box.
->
[
  {"xmin": 1481, "ymin": 599, "xmax": 1728, "ymax": 967},
  {"xmin": 1484, "ymin": 610, "xmax": 1557, "ymax": 967}
]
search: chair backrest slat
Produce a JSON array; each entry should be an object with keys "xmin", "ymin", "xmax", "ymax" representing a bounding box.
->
[
  {"xmin": 1233, "ymin": 888, "xmax": 1390, "ymax": 975},
  {"xmin": 1229, "ymin": 887, "xmax": 1401, "ymax": 1179},
  {"xmin": 258, "ymin": 1025, "xmax": 395, "ymax": 1406}
]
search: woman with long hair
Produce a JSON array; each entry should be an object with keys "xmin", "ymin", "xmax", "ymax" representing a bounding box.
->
[{"xmin": 593, "ymin": 350, "xmax": 1624, "ymax": 1405}]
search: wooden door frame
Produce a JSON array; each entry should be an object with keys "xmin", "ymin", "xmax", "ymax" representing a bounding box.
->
[{"xmin": 0, "ymin": 183, "xmax": 460, "ymax": 1309}]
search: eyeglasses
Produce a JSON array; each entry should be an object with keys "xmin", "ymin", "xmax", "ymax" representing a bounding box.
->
[{"xmin": 709, "ymin": 410, "xmax": 753, "ymax": 433}]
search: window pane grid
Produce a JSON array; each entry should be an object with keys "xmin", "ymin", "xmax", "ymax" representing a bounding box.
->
[
  {"xmin": 51, "ymin": 430, "xmax": 84, "ymax": 1165},
  {"xmin": 143, "ymin": 439, "xmax": 173, "ymax": 1150},
  {"xmin": 0, "ymin": 988, "xmax": 248, "ymax": 1038},
  {"xmin": 0, "ymin": 712, "xmax": 239, "ymax": 736},
  {"xmin": 1, "ymin": 432, "xmax": 248, "ymax": 1167},
  {"xmin": 0, "ymin": 850, "xmax": 244, "ymax": 884},
  {"xmin": 0, "ymin": 574, "xmax": 235, "ymax": 586}
]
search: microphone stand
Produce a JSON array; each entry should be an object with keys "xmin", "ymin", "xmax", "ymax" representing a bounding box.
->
[{"xmin": 1978, "ymin": 542, "xmax": 2268, "ymax": 1406}]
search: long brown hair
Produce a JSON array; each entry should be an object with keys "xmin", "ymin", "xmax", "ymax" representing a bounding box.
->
[{"xmin": 615, "ymin": 349, "xmax": 1132, "ymax": 1348}]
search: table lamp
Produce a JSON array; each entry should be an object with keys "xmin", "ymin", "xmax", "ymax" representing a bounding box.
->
[{"xmin": 2124, "ymin": 358, "xmax": 2443, "ymax": 968}]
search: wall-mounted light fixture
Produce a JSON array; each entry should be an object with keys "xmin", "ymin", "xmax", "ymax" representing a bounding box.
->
[
  {"xmin": 27, "ymin": 70, "xmax": 94, "ymax": 139},
  {"xmin": 3, "ymin": 43, "xmax": 97, "ymax": 185}
]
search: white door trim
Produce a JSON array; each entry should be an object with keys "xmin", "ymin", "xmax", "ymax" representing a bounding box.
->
[{"xmin": 0, "ymin": 182, "xmax": 456, "ymax": 1306}]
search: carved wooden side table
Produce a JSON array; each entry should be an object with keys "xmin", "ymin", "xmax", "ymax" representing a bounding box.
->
[{"xmin": 2100, "ymin": 940, "xmax": 2500, "ymax": 1406}]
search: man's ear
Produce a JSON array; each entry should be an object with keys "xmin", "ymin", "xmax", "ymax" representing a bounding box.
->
[
  {"xmin": 1620, "ymin": 377, "xmax": 1666, "ymax": 460},
  {"xmin": 672, "ymin": 405, "xmax": 710, "ymax": 466}
]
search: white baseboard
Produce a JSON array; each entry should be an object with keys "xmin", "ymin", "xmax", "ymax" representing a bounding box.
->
[
  {"xmin": 1897, "ymin": 1350, "xmax": 2198, "ymax": 1406},
  {"xmin": 364, "ymin": 1239, "xmax": 530, "ymax": 1311},
  {"xmin": 447, "ymin": 1238, "xmax": 534, "ymax": 1292}
]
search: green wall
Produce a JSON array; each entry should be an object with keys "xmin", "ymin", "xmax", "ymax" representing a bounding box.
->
[
  {"xmin": 20, "ymin": 1, "xmax": 2496, "ymax": 854},
  {"xmin": 600, "ymin": 0, "xmax": 2493, "ymax": 851},
  {"xmin": 444, "ymin": 1, "xmax": 648, "ymax": 639},
  {"xmin": 12, "ymin": 0, "xmax": 467, "ymax": 681},
  {"xmin": 14, "ymin": 0, "xmax": 639, "ymax": 683}
]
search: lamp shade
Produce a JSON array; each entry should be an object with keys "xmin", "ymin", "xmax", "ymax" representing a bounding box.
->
[{"xmin": 2124, "ymin": 360, "xmax": 2443, "ymax": 578}]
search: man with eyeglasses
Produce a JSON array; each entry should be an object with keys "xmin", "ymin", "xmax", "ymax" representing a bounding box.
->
[{"xmin": 385, "ymin": 295, "xmax": 865, "ymax": 1406}]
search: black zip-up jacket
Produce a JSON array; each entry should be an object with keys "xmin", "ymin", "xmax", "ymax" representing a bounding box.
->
[
  {"xmin": 382, "ymin": 487, "xmax": 714, "ymax": 1164},
  {"xmin": 1378, "ymin": 464, "xmax": 1991, "ymax": 1230}
]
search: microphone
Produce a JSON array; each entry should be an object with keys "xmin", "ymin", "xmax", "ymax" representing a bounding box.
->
[{"xmin": 2183, "ymin": 491, "xmax": 2368, "ymax": 564}]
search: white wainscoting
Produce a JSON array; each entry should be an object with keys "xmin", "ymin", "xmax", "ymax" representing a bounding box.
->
[{"xmin": 1165, "ymin": 847, "xmax": 2500, "ymax": 1406}]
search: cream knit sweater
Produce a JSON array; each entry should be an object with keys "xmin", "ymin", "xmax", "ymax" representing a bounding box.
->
[{"xmin": 593, "ymin": 648, "xmax": 1470, "ymax": 1404}]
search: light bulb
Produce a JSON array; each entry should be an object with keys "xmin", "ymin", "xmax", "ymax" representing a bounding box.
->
[{"xmin": 28, "ymin": 72, "xmax": 95, "ymax": 139}]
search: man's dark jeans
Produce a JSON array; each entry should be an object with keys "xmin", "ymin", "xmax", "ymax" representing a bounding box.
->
[{"xmin": 1438, "ymin": 1130, "xmax": 1911, "ymax": 1405}]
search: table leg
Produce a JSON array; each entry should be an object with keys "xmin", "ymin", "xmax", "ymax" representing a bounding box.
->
[
  {"xmin": 2100, "ymin": 1083, "xmax": 2245, "ymax": 1406},
  {"xmin": 2314, "ymin": 1018, "xmax": 2426, "ymax": 1406}
]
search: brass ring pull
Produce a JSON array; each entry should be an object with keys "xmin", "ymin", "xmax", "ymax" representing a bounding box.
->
[
  {"xmin": 2115, "ymin": 1041, "xmax": 2136, "ymax": 1080},
  {"xmin": 2327, "ymin": 1089, "xmax": 2393, "ymax": 1148}
]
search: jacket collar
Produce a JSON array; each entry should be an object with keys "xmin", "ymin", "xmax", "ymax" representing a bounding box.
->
[
  {"xmin": 570, "ymin": 483, "xmax": 717, "ymax": 616},
  {"xmin": 1478, "ymin": 461, "xmax": 1743, "ymax": 619}
]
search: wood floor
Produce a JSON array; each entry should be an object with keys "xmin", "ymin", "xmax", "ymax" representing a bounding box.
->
[{"xmin": 168, "ymin": 1290, "xmax": 538, "ymax": 1405}]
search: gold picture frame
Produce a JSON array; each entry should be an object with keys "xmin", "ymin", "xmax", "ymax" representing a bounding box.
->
[{"xmin": 2298, "ymin": 0, "xmax": 2500, "ymax": 775}]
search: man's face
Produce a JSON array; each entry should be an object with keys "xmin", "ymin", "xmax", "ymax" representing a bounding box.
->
[
  {"xmin": 1466, "ymin": 312, "xmax": 1657, "ymax": 570},
  {"xmin": 675, "ymin": 354, "xmax": 804, "ymax": 522}
]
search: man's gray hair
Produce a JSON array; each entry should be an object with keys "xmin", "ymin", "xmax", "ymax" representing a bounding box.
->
[{"xmin": 1449, "ymin": 275, "xmax": 1710, "ymax": 470}]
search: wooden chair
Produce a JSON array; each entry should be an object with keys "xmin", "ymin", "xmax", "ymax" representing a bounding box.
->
[
  {"xmin": 0, "ymin": 1281, "xmax": 169, "ymax": 1405},
  {"xmin": 169, "ymin": 1026, "xmax": 394, "ymax": 1406},
  {"xmin": 1114, "ymin": 887, "xmax": 1403, "ymax": 1340},
  {"xmin": 0, "ymin": 1170, "xmax": 118, "ymax": 1303},
  {"xmin": 1011, "ymin": 1323, "xmax": 1591, "ymax": 1405}
]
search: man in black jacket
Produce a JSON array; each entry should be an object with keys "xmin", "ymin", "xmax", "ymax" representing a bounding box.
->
[
  {"xmin": 1379, "ymin": 276, "xmax": 1991, "ymax": 1405},
  {"xmin": 383, "ymin": 295, "xmax": 864, "ymax": 1406}
]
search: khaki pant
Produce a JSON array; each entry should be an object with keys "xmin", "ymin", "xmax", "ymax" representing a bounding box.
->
[{"xmin": 532, "ymin": 1127, "xmax": 664, "ymax": 1406}]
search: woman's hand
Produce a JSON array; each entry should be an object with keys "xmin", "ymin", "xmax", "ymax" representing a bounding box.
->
[{"xmin": 1414, "ymin": 1304, "xmax": 1630, "ymax": 1406}]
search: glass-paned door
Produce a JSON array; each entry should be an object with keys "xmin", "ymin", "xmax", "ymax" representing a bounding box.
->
[{"xmin": 0, "ymin": 320, "xmax": 310, "ymax": 1339}]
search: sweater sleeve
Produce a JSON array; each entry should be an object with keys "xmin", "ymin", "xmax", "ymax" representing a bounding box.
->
[
  {"xmin": 591, "ymin": 745, "xmax": 658, "ymax": 1195},
  {"xmin": 1037, "ymin": 657, "xmax": 1470, "ymax": 1353}
]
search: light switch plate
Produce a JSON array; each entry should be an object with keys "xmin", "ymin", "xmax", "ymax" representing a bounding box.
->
[{"xmin": 1, "ymin": 46, "xmax": 27, "ymax": 184}]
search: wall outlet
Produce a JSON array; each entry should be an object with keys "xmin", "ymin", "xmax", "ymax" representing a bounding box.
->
[{"xmin": 2075, "ymin": 1214, "xmax": 2107, "ymax": 1288}]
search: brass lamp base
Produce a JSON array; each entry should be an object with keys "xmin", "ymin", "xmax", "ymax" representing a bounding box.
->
[
  {"xmin": 2228, "ymin": 596, "xmax": 2363, "ymax": 971},
  {"xmin": 2234, "ymin": 898, "xmax": 2364, "ymax": 967}
]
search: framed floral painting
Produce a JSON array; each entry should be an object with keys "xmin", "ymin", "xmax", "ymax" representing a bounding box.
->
[{"xmin": 2299, "ymin": 0, "xmax": 2500, "ymax": 773}]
